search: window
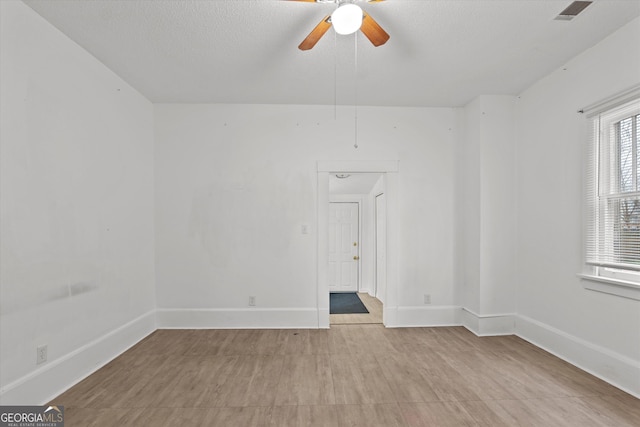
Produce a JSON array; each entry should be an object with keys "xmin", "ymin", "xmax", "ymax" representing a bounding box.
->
[{"xmin": 584, "ymin": 90, "xmax": 640, "ymax": 291}]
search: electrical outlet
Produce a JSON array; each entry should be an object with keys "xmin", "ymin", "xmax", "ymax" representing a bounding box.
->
[
  {"xmin": 424, "ymin": 294, "xmax": 431, "ymax": 305},
  {"xmin": 36, "ymin": 345, "xmax": 47, "ymax": 365},
  {"xmin": 248, "ymin": 296, "xmax": 256, "ymax": 307}
]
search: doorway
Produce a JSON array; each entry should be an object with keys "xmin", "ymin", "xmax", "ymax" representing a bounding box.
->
[
  {"xmin": 329, "ymin": 175, "xmax": 381, "ymax": 325},
  {"xmin": 318, "ymin": 161, "xmax": 399, "ymax": 328}
]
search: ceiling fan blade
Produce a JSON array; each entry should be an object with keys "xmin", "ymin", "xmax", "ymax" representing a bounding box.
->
[
  {"xmin": 286, "ymin": 0, "xmax": 385, "ymax": 2},
  {"xmin": 360, "ymin": 11, "xmax": 390, "ymax": 47},
  {"xmin": 286, "ymin": 0, "xmax": 385, "ymax": 3},
  {"xmin": 298, "ymin": 15, "xmax": 332, "ymax": 50}
]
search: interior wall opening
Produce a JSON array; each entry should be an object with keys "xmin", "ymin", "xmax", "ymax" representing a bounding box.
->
[
  {"xmin": 328, "ymin": 173, "xmax": 384, "ymax": 325},
  {"xmin": 317, "ymin": 160, "xmax": 399, "ymax": 329}
]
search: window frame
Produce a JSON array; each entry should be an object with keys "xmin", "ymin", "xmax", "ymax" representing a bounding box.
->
[{"xmin": 580, "ymin": 86, "xmax": 640, "ymax": 301}]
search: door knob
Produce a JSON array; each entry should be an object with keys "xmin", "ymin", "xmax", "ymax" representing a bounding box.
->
[{"xmin": 353, "ymin": 256, "xmax": 360, "ymax": 260}]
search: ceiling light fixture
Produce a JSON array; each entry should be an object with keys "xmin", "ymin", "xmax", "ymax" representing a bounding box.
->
[{"xmin": 331, "ymin": 3, "xmax": 363, "ymax": 35}]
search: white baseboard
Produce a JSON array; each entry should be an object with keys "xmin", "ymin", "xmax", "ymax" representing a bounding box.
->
[
  {"xmin": 387, "ymin": 305, "xmax": 461, "ymax": 328},
  {"xmin": 156, "ymin": 308, "xmax": 320, "ymax": 329},
  {"xmin": 317, "ymin": 308, "xmax": 330, "ymax": 329},
  {"xmin": 383, "ymin": 306, "xmax": 398, "ymax": 327},
  {"xmin": 0, "ymin": 310, "xmax": 156, "ymax": 406},
  {"xmin": 461, "ymin": 307, "xmax": 516, "ymax": 336},
  {"xmin": 358, "ymin": 286, "xmax": 374, "ymax": 296},
  {"xmin": 516, "ymin": 314, "xmax": 640, "ymax": 399}
]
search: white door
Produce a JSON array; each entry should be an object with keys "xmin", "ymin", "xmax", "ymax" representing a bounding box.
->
[
  {"xmin": 375, "ymin": 193, "xmax": 386, "ymax": 303},
  {"xmin": 329, "ymin": 202, "xmax": 359, "ymax": 292}
]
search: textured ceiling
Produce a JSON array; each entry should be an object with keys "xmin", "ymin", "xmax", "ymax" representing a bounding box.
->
[{"xmin": 23, "ymin": 0, "xmax": 640, "ymax": 107}]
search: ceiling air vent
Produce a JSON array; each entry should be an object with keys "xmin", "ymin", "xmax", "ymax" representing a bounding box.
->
[{"xmin": 555, "ymin": 1, "xmax": 593, "ymax": 21}]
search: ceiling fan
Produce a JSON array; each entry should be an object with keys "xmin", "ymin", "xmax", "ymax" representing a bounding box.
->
[{"xmin": 289, "ymin": 0, "xmax": 390, "ymax": 51}]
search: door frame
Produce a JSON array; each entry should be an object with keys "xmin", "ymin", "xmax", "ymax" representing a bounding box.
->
[
  {"xmin": 374, "ymin": 192, "xmax": 385, "ymax": 302},
  {"xmin": 317, "ymin": 160, "xmax": 399, "ymax": 328}
]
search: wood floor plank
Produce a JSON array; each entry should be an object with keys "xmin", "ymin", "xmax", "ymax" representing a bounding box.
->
[
  {"xmin": 375, "ymin": 352, "xmax": 440, "ymax": 403},
  {"xmin": 125, "ymin": 330, "xmax": 199, "ymax": 357},
  {"xmin": 306, "ymin": 328, "xmax": 331, "ymax": 354},
  {"xmin": 199, "ymin": 355, "xmax": 244, "ymax": 407},
  {"xmin": 107, "ymin": 355, "xmax": 185, "ymax": 408},
  {"xmin": 243, "ymin": 355, "xmax": 286, "ymax": 407},
  {"xmin": 268, "ymin": 405, "xmax": 339, "ymax": 427},
  {"xmin": 480, "ymin": 398, "xmax": 597, "ymax": 427},
  {"xmin": 151, "ymin": 356, "xmax": 216, "ymax": 408},
  {"xmin": 410, "ymin": 351, "xmax": 484, "ymax": 402},
  {"xmin": 326, "ymin": 325, "xmax": 353, "ymax": 355},
  {"xmin": 543, "ymin": 363, "xmax": 627, "ymax": 397},
  {"xmin": 463, "ymin": 398, "xmax": 546, "ymax": 426},
  {"xmin": 471, "ymin": 396, "xmax": 634, "ymax": 427},
  {"xmin": 49, "ymin": 326, "xmax": 638, "ymax": 427},
  {"xmin": 127, "ymin": 407, "xmax": 215, "ymax": 427},
  {"xmin": 206, "ymin": 407, "xmax": 272, "ymax": 427},
  {"xmin": 253, "ymin": 329, "xmax": 330, "ymax": 355},
  {"xmin": 437, "ymin": 350, "xmax": 531, "ymax": 400},
  {"xmin": 335, "ymin": 403, "xmax": 408, "ymax": 427},
  {"xmin": 529, "ymin": 397, "xmax": 622, "ymax": 427},
  {"xmin": 216, "ymin": 329, "xmax": 264, "ymax": 356},
  {"xmin": 206, "ymin": 354, "xmax": 284, "ymax": 407},
  {"xmin": 458, "ymin": 400, "xmax": 516, "ymax": 427},
  {"xmin": 399, "ymin": 402, "xmax": 478, "ymax": 427},
  {"xmin": 577, "ymin": 395, "xmax": 640, "ymax": 426},
  {"xmin": 274, "ymin": 354, "xmax": 336, "ymax": 406},
  {"xmin": 210, "ymin": 354, "xmax": 258, "ymax": 407},
  {"xmin": 477, "ymin": 350, "xmax": 592, "ymax": 399},
  {"xmin": 328, "ymin": 324, "xmax": 395, "ymax": 354},
  {"xmin": 182, "ymin": 329, "xmax": 224, "ymax": 356},
  {"xmin": 330, "ymin": 353, "xmax": 396, "ymax": 405},
  {"xmin": 63, "ymin": 408, "xmax": 145, "ymax": 427},
  {"xmin": 184, "ymin": 329, "xmax": 266, "ymax": 356}
]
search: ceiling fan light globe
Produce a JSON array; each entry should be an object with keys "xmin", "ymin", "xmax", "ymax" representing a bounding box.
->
[{"xmin": 331, "ymin": 4, "xmax": 363, "ymax": 35}]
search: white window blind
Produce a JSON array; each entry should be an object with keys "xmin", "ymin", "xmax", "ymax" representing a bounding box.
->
[{"xmin": 585, "ymin": 93, "xmax": 640, "ymax": 271}]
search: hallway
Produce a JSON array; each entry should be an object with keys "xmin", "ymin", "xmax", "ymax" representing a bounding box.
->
[{"xmin": 330, "ymin": 293, "xmax": 383, "ymax": 325}]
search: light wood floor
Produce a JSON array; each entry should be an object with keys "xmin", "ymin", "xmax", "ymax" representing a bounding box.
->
[
  {"xmin": 52, "ymin": 325, "xmax": 639, "ymax": 426},
  {"xmin": 330, "ymin": 292, "xmax": 383, "ymax": 325}
]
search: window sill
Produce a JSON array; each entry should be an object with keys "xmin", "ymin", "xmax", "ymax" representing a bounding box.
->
[{"xmin": 578, "ymin": 274, "xmax": 640, "ymax": 301}]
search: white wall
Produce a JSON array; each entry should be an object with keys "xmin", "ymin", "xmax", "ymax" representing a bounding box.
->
[
  {"xmin": 154, "ymin": 104, "xmax": 457, "ymax": 327},
  {"xmin": 458, "ymin": 101, "xmax": 482, "ymax": 315},
  {"xmin": 0, "ymin": 1, "xmax": 156, "ymax": 404},
  {"xmin": 458, "ymin": 95, "xmax": 518, "ymax": 335},
  {"xmin": 514, "ymin": 17, "xmax": 640, "ymax": 396}
]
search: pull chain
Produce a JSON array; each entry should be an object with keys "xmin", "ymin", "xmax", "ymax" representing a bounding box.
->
[
  {"xmin": 334, "ymin": 30, "xmax": 337, "ymax": 120},
  {"xmin": 354, "ymin": 32, "xmax": 359, "ymax": 149}
]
